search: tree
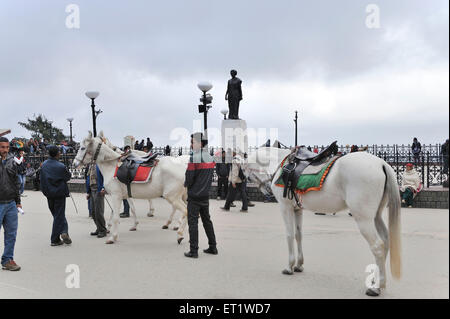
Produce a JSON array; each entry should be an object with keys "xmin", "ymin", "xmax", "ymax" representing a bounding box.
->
[{"xmin": 18, "ymin": 114, "xmax": 66, "ymax": 144}]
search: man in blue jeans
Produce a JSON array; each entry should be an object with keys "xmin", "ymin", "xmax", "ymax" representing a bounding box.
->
[
  {"xmin": 40, "ymin": 146, "xmax": 72, "ymax": 246},
  {"xmin": 0, "ymin": 137, "xmax": 22, "ymax": 271}
]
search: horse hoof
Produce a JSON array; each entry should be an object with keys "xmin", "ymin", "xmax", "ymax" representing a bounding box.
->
[
  {"xmin": 294, "ymin": 266, "xmax": 304, "ymax": 273},
  {"xmin": 173, "ymin": 227, "xmax": 179, "ymax": 231},
  {"xmin": 129, "ymin": 227, "xmax": 137, "ymax": 231},
  {"xmin": 105, "ymin": 240, "xmax": 114, "ymax": 244},
  {"xmin": 162, "ymin": 225, "xmax": 169, "ymax": 229},
  {"xmin": 177, "ymin": 237, "xmax": 184, "ymax": 244},
  {"xmin": 282, "ymin": 269, "xmax": 294, "ymax": 275},
  {"xmin": 147, "ymin": 213, "xmax": 154, "ymax": 217},
  {"xmin": 365, "ymin": 288, "xmax": 381, "ymax": 297}
]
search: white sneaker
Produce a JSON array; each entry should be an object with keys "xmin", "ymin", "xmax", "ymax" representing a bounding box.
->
[{"xmin": 401, "ymin": 199, "xmax": 406, "ymax": 204}]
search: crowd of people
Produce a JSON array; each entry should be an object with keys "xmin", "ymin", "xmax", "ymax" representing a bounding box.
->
[
  {"xmin": 9, "ymin": 137, "xmax": 77, "ymax": 156},
  {"xmin": 0, "ymin": 133, "xmax": 449, "ymax": 270}
]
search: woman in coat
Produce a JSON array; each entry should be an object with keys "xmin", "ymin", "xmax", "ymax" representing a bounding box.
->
[{"xmin": 400, "ymin": 163, "xmax": 422, "ymax": 208}]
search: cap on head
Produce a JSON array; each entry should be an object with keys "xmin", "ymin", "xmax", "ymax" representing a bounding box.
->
[{"xmin": 406, "ymin": 163, "xmax": 414, "ymax": 168}]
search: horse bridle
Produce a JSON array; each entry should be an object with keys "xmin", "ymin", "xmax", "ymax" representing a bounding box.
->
[{"xmin": 75, "ymin": 140, "xmax": 103, "ymax": 164}]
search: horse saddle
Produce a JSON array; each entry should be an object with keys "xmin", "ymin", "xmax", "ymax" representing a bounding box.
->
[
  {"xmin": 281, "ymin": 141, "xmax": 339, "ymax": 204},
  {"xmin": 123, "ymin": 151, "xmax": 158, "ymax": 165},
  {"xmin": 116, "ymin": 151, "xmax": 159, "ymax": 197}
]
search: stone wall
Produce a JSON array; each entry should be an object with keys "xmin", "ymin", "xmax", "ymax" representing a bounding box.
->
[{"xmin": 413, "ymin": 189, "xmax": 449, "ymax": 209}]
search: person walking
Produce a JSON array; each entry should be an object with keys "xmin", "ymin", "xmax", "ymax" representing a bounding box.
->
[
  {"xmin": 0, "ymin": 137, "xmax": 22, "ymax": 271},
  {"xmin": 221, "ymin": 150, "xmax": 249, "ymax": 212},
  {"xmin": 184, "ymin": 132, "xmax": 218, "ymax": 258},
  {"xmin": 87, "ymin": 162, "xmax": 107, "ymax": 238},
  {"xmin": 14, "ymin": 149, "xmax": 26, "ymax": 196},
  {"xmin": 215, "ymin": 150, "xmax": 231, "ymax": 200},
  {"xmin": 40, "ymin": 146, "xmax": 72, "ymax": 246}
]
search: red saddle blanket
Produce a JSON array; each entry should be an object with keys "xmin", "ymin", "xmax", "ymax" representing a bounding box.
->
[{"xmin": 114, "ymin": 165, "xmax": 154, "ymax": 183}]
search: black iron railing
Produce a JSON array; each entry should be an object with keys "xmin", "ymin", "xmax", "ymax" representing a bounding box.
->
[{"xmin": 24, "ymin": 144, "xmax": 449, "ymax": 187}]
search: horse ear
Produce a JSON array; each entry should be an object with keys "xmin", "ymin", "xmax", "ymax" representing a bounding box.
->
[
  {"xmin": 99, "ymin": 131, "xmax": 104, "ymax": 138},
  {"xmin": 88, "ymin": 131, "xmax": 93, "ymax": 140}
]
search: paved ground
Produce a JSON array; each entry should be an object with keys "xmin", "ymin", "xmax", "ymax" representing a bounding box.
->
[{"xmin": 0, "ymin": 190, "xmax": 448, "ymax": 299}]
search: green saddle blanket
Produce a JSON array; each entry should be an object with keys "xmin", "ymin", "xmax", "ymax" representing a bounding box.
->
[{"xmin": 275, "ymin": 156, "xmax": 339, "ymax": 194}]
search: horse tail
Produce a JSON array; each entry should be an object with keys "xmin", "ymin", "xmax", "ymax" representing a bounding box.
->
[{"xmin": 383, "ymin": 164, "xmax": 402, "ymax": 279}]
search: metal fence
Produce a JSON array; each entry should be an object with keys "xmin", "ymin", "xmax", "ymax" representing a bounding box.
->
[{"xmin": 25, "ymin": 144, "xmax": 449, "ymax": 188}]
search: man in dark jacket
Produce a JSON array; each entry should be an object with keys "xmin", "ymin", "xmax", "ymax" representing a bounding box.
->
[
  {"xmin": 184, "ymin": 132, "xmax": 218, "ymax": 258},
  {"xmin": 215, "ymin": 150, "xmax": 231, "ymax": 200},
  {"xmin": 147, "ymin": 138, "xmax": 153, "ymax": 151},
  {"xmin": 86, "ymin": 163, "xmax": 107, "ymax": 238},
  {"xmin": 0, "ymin": 137, "xmax": 22, "ymax": 271},
  {"xmin": 40, "ymin": 146, "xmax": 72, "ymax": 246}
]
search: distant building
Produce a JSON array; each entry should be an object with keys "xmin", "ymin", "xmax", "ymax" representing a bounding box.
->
[
  {"xmin": 124, "ymin": 135, "xmax": 136, "ymax": 149},
  {"xmin": 0, "ymin": 129, "xmax": 11, "ymax": 137}
]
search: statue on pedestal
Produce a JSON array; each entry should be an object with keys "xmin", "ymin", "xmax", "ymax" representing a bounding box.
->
[{"xmin": 225, "ymin": 69, "xmax": 242, "ymax": 120}]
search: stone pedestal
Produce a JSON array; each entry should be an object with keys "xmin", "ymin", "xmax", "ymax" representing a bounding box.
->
[{"xmin": 221, "ymin": 119, "xmax": 248, "ymax": 154}]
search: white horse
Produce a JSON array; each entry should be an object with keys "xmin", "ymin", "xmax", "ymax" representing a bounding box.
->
[
  {"xmin": 74, "ymin": 132, "xmax": 188, "ymax": 244},
  {"xmin": 99, "ymin": 133, "xmax": 188, "ymax": 231},
  {"xmin": 247, "ymin": 147, "xmax": 402, "ymax": 297}
]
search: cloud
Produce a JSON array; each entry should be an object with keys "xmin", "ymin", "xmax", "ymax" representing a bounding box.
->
[{"xmin": 0, "ymin": 0, "xmax": 448, "ymax": 148}]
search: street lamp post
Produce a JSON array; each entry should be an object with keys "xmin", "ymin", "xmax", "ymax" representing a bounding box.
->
[
  {"xmin": 294, "ymin": 110, "xmax": 298, "ymax": 147},
  {"xmin": 85, "ymin": 91, "xmax": 101, "ymax": 137},
  {"xmin": 220, "ymin": 109, "xmax": 228, "ymax": 120},
  {"xmin": 67, "ymin": 118, "xmax": 74, "ymax": 143},
  {"xmin": 197, "ymin": 82, "xmax": 213, "ymax": 147}
]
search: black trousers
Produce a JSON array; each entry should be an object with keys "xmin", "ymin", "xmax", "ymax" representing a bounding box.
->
[
  {"xmin": 224, "ymin": 181, "xmax": 248, "ymax": 210},
  {"xmin": 217, "ymin": 177, "xmax": 229, "ymax": 199},
  {"xmin": 47, "ymin": 197, "xmax": 68, "ymax": 243},
  {"xmin": 187, "ymin": 199, "xmax": 217, "ymax": 252},
  {"xmin": 32, "ymin": 177, "xmax": 40, "ymax": 190},
  {"xmin": 90, "ymin": 187, "xmax": 106, "ymax": 233}
]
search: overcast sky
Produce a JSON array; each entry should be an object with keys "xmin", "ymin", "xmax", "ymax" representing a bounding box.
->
[{"xmin": 0, "ymin": 0, "xmax": 448, "ymax": 147}]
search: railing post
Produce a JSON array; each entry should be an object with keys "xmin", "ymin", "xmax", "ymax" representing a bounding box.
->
[
  {"xmin": 395, "ymin": 144, "xmax": 399, "ymax": 182},
  {"xmin": 423, "ymin": 152, "xmax": 427, "ymax": 188}
]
